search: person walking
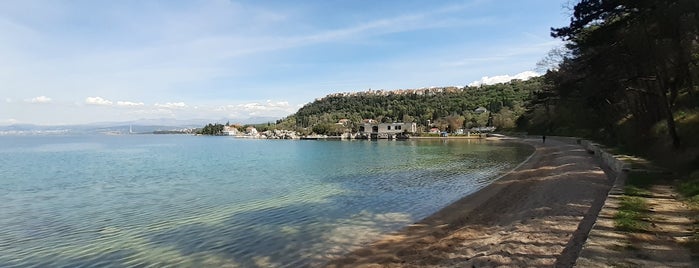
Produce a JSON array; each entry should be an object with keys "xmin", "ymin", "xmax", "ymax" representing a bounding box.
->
[{"xmin": 542, "ymin": 135, "xmax": 546, "ymax": 143}]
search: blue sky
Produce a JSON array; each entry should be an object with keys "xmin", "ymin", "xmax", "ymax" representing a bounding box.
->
[{"xmin": 1, "ymin": 0, "xmax": 570, "ymax": 125}]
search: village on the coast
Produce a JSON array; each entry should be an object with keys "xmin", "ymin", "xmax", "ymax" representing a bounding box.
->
[{"xmin": 214, "ymin": 106, "xmax": 497, "ymax": 140}]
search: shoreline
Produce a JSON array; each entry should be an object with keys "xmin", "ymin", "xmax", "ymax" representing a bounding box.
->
[{"xmin": 326, "ymin": 137, "xmax": 613, "ymax": 267}]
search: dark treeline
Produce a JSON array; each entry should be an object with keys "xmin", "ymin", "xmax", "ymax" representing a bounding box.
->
[
  {"xmin": 520, "ymin": 0, "xmax": 698, "ymax": 170},
  {"xmin": 277, "ymin": 78, "xmax": 544, "ymax": 133},
  {"xmin": 198, "ymin": 123, "xmax": 224, "ymax": 135}
]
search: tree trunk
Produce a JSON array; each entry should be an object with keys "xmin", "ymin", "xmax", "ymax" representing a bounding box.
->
[
  {"xmin": 640, "ymin": 20, "xmax": 682, "ymax": 149},
  {"xmin": 658, "ymin": 83, "xmax": 681, "ymax": 149}
]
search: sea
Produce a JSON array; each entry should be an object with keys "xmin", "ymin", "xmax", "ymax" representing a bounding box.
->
[{"xmin": 0, "ymin": 135, "xmax": 533, "ymax": 267}]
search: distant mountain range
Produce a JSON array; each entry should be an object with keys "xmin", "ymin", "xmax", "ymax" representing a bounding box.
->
[{"xmin": 0, "ymin": 116, "xmax": 280, "ymax": 135}]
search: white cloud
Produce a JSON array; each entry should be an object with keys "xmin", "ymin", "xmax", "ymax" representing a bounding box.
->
[
  {"xmin": 85, "ymin": 96, "xmax": 113, "ymax": 106},
  {"xmin": 116, "ymin": 101, "xmax": 145, "ymax": 107},
  {"xmin": 128, "ymin": 108, "xmax": 174, "ymax": 116},
  {"xmin": 468, "ymin": 71, "xmax": 540, "ymax": 87},
  {"xmin": 216, "ymin": 100, "xmax": 296, "ymax": 117},
  {"xmin": 3, "ymin": 118, "xmax": 18, "ymax": 125},
  {"xmin": 26, "ymin": 95, "xmax": 52, "ymax": 103},
  {"xmin": 5, "ymin": 98, "xmax": 13, "ymax": 103},
  {"xmin": 154, "ymin": 102, "xmax": 188, "ymax": 109},
  {"xmin": 266, "ymin": 100, "xmax": 290, "ymax": 107}
]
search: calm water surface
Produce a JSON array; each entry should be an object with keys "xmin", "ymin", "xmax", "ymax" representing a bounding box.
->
[{"xmin": 0, "ymin": 135, "xmax": 532, "ymax": 267}]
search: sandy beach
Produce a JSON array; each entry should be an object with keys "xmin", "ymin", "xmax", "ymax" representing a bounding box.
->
[{"xmin": 326, "ymin": 138, "xmax": 614, "ymax": 267}]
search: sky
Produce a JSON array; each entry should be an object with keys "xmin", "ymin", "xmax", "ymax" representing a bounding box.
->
[{"xmin": 0, "ymin": 0, "xmax": 572, "ymax": 125}]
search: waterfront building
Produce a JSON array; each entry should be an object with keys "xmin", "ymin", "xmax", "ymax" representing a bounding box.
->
[
  {"xmin": 358, "ymin": 122, "xmax": 417, "ymax": 139},
  {"xmin": 222, "ymin": 126, "xmax": 239, "ymax": 136}
]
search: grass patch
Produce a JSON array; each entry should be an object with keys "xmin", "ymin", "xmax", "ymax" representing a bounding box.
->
[
  {"xmin": 677, "ymin": 171, "xmax": 699, "ymax": 255},
  {"xmin": 619, "ymin": 196, "xmax": 648, "ymax": 212},
  {"xmin": 618, "ymin": 173, "xmax": 655, "ymax": 233},
  {"xmin": 678, "ymin": 171, "xmax": 699, "ymax": 198},
  {"xmin": 686, "ymin": 196, "xmax": 699, "ymax": 210},
  {"xmin": 615, "ymin": 212, "xmax": 649, "ymax": 232},
  {"xmin": 677, "ymin": 171, "xmax": 699, "ymax": 211},
  {"xmin": 614, "ymin": 196, "xmax": 650, "ymax": 232},
  {"xmin": 679, "ymin": 181, "xmax": 699, "ymax": 208},
  {"xmin": 624, "ymin": 185, "xmax": 653, "ymax": 197},
  {"xmin": 626, "ymin": 172, "xmax": 656, "ymax": 189}
]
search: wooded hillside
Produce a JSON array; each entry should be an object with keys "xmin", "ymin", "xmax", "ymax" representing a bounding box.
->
[
  {"xmin": 276, "ymin": 77, "xmax": 544, "ymax": 134},
  {"xmin": 521, "ymin": 0, "xmax": 698, "ymax": 170}
]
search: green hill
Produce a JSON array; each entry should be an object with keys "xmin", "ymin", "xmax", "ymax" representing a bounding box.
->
[{"xmin": 276, "ymin": 77, "xmax": 545, "ymax": 135}]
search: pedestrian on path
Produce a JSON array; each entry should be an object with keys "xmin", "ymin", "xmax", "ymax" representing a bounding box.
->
[{"xmin": 542, "ymin": 135, "xmax": 546, "ymax": 143}]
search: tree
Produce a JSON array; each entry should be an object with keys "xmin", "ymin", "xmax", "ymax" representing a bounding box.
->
[
  {"xmin": 474, "ymin": 112, "xmax": 489, "ymax": 127},
  {"xmin": 542, "ymin": 0, "xmax": 699, "ymax": 150},
  {"xmin": 198, "ymin": 123, "xmax": 225, "ymax": 135},
  {"xmin": 434, "ymin": 118, "xmax": 449, "ymax": 132},
  {"xmin": 536, "ymin": 47, "xmax": 570, "ymax": 72},
  {"xmin": 493, "ymin": 107, "xmax": 516, "ymax": 129},
  {"xmin": 445, "ymin": 115, "xmax": 465, "ymax": 133}
]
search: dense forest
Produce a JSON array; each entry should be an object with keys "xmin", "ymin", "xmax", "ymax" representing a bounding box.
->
[
  {"xmin": 520, "ymin": 0, "xmax": 698, "ymax": 170},
  {"xmin": 197, "ymin": 123, "xmax": 225, "ymax": 135},
  {"xmin": 276, "ymin": 78, "xmax": 544, "ymax": 134}
]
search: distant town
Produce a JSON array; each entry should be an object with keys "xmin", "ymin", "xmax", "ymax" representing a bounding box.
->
[
  {"xmin": 199, "ymin": 105, "xmax": 497, "ymax": 140},
  {"xmin": 317, "ymin": 86, "xmax": 465, "ymax": 100}
]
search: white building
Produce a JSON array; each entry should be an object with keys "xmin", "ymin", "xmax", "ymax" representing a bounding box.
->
[
  {"xmin": 222, "ymin": 126, "xmax": 239, "ymax": 136},
  {"xmin": 359, "ymin": 122, "xmax": 417, "ymax": 139}
]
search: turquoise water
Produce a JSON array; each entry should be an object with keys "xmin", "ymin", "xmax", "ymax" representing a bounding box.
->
[{"xmin": 0, "ymin": 135, "xmax": 532, "ymax": 267}]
